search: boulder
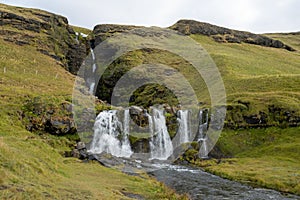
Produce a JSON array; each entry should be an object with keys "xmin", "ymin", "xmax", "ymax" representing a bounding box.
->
[{"xmin": 45, "ymin": 117, "xmax": 76, "ymax": 135}]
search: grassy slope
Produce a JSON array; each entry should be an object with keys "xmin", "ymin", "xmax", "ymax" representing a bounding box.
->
[
  {"xmin": 95, "ymin": 30, "xmax": 300, "ymax": 194},
  {"xmin": 0, "ymin": 38, "xmax": 186, "ymax": 199},
  {"xmin": 188, "ymin": 34, "xmax": 300, "ymax": 195},
  {"xmin": 197, "ymin": 127, "xmax": 300, "ymax": 195},
  {"xmin": 107, "ymin": 32, "xmax": 300, "ymax": 126},
  {"xmin": 191, "ymin": 34, "xmax": 300, "ymax": 114}
]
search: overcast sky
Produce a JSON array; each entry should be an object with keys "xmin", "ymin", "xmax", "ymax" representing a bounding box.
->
[{"xmin": 3, "ymin": 0, "xmax": 300, "ymax": 33}]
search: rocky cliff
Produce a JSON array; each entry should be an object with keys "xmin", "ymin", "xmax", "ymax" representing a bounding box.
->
[
  {"xmin": 0, "ymin": 3, "xmax": 86, "ymax": 74},
  {"xmin": 170, "ymin": 19, "xmax": 295, "ymax": 51}
]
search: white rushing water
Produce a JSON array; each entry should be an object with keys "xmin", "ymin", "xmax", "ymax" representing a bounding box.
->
[
  {"xmin": 146, "ymin": 112, "xmax": 154, "ymax": 135},
  {"xmin": 90, "ymin": 48, "xmax": 96, "ymax": 61},
  {"xmin": 89, "ymin": 108, "xmax": 213, "ymax": 161},
  {"xmin": 89, "ymin": 48, "xmax": 96, "ymax": 94},
  {"xmin": 88, "ymin": 110, "xmax": 133, "ymax": 158},
  {"xmin": 89, "ymin": 82, "xmax": 95, "ymax": 94},
  {"xmin": 177, "ymin": 110, "xmax": 191, "ymax": 144},
  {"xmin": 198, "ymin": 109, "xmax": 209, "ymax": 158},
  {"xmin": 149, "ymin": 108, "xmax": 173, "ymax": 160},
  {"xmin": 121, "ymin": 109, "xmax": 132, "ymax": 155}
]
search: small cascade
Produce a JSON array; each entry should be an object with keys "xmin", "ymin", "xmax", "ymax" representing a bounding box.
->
[
  {"xmin": 90, "ymin": 48, "xmax": 96, "ymax": 61},
  {"xmin": 88, "ymin": 108, "xmax": 213, "ymax": 161},
  {"xmin": 89, "ymin": 48, "xmax": 96, "ymax": 94},
  {"xmin": 75, "ymin": 32, "xmax": 79, "ymax": 43},
  {"xmin": 149, "ymin": 108, "xmax": 173, "ymax": 160},
  {"xmin": 88, "ymin": 110, "xmax": 133, "ymax": 158},
  {"xmin": 146, "ymin": 112, "xmax": 154, "ymax": 135},
  {"xmin": 92, "ymin": 63, "xmax": 97, "ymax": 73},
  {"xmin": 89, "ymin": 82, "xmax": 95, "ymax": 94},
  {"xmin": 121, "ymin": 109, "xmax": 132, "ymax": 154},
  {"xmin": 177, "ymin": 110, "xmax": 191, "ymax": 144},
  {"xmin": 197, "ymin": 109, "xmax": 209, "ymax": 158}
]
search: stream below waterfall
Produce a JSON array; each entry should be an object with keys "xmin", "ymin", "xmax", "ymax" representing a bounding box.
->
[
  {"xmin": 150, "ymin": 164, "xmax": 300, "ymax": 200},
  {"xmin": 87, "ymin": 108, "xmax": 300, "ymax": 199}
]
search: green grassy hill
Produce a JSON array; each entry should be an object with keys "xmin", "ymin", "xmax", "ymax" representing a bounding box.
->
[
  {"xmin": 0, "ymin": 3, "xmax": 187, "ymax": 199},
  {"xmin": 91, "ymin": 22, "xmax": 300, "ymax": 195},
  {"xmin": 181, "ymin": 33, "xmax": 300, "ymax": 195},
  {"xmin": 92, "ymin": 23, "xmax": 300, "ymax": 128},
  {"xmin": 191, "ymin": 34, "xmax": 300, "ymax": 127},
  {"xmin": 1, "ymin": 2, "xmax": 300, "ymax": 198}
]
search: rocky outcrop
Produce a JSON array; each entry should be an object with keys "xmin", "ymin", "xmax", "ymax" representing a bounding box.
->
[
  {"xmin": 171, "ymin": 20, "xmax": 295, "ymax": 51},
  {"xmin": 21, "ymin": 97, "xmax": 77, "ymax": 136},
  {"xmin": 0, "ymin": 4, "xmax": 87, "ymax": 74},
  {"xmin": 91, "ymin": 24, "xmax": 141, "ymax": 47},
  {"xmin": 225, "ymin": 102, "xmax": 300, "ymax": 129}
]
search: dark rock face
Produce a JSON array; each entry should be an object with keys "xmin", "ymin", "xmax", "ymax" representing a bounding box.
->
[
  {"xmin": 171, "ymin": 20, "xmax": 295, "ymax": 51},
  {"xmin": 92, "ymin": 24, "xmax": 140, "ymax": 47},
  {"xmin": 45, "ymin": 117, "xmax": 76, "ymax": 135},
  {"xmin": 0, "ymin": 4, "xmax": 87, "ymax": 74},
  {"xmin": 130, "ymin": 138, "xmax": 150, "ymax": 153}
]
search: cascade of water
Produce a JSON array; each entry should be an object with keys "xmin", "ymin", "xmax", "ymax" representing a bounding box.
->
[
  {"xmin": 198, "ymin": 109, "xmax": 209, "ymax": 158},
  {"xmin": 90, "ymin": 48, "xmax": 96, "ymax": 61},
  {"xmin": 75, "ymin": 32, "xmax": 79, "ymax": 43},
  {"xmin": 88, "ymin": 110, "xmax": 133, "ymax": 158},
  {"xmin": 149, "ymin": 108, "xmax": 173, "ymax": 160},
  {"xmin": 92, "ymin": 63, "xmax": 97, "ymax": 73},
  {"xmin": 121, "ymin": 109, "xmax": 132, "ymax": 154},
  {"xmin": 177, "ymin": 110, "xmax": 190, "ymax": 144},
  {"xmin": 89, "ymin": 48, "xmax": 96, "ymax": 94},
  {"xmin": 146, "ymin": 112, "xmax": 154, "ymax": 135},
  {"xmin": 89, "ymin": 82, "xmax": 95, "ymax": 94}
]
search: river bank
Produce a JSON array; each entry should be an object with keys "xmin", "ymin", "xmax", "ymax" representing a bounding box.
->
[
  {"xmin": 180, "ymin": 127, "xmax": 300, "ymax": 196},
  {"xmin": 151, "ymin": 164, "xmax": 300, "ymax": 200}
]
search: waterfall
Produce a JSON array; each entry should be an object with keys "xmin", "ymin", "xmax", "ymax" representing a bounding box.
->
[
  {"xmin": 90, "ymin": 48, "xmax": 96, "ymax": 60},
  {"xmin": 89, "ymin": 48, "xmax": 96, "ymax": 94},
  {"xmin": 92, "ymin": 63, "xmax": 97, "ymax": 73},
  {"xmin": 177, "ymin": 110, "xmax": 191, "ymax": 144},
  {"xmin": 89, "ymin": 82, "xmax": 95, "ymax": 94},
  {"xmin": 198, "ymin": 109, "xmax": 209, "ymax": 158},
  {"xmin": 75, "ymin": 32, "xmax": 79, "ymax": 43},
  {"xmin": 88, "ymin": 110, "xmax": 133, "ymax": 158},
  {"xmin": 121, "ymin": 109, "xmax": 132, "ymax": 154},
  {"xmin": 149, "ymin": 108, "xmax": 173, "ymax": 160},
  {"xmin": 146, "ymin": 112, "xmax": 154, "ymax": 135}
]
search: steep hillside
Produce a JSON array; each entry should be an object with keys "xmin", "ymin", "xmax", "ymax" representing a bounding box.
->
[
  {"xmin": 0, "ymin": 4, "xmax": 186, "ymax": 199},
  {"xmin": 0, "ymin": 3, "xmax": 87, "ymax": 74},
  {"xmin": 89, "ymin": 21, "xmax": 300, "ymax": 195},
  {"xmin": 91, "ymin": 20, "xmax": 300, "ymax": 128}
]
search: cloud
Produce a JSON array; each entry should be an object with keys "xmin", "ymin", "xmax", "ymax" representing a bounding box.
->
[{"xmin": 3, "ymin": 0, "xmax": 300, "ymax": 33}]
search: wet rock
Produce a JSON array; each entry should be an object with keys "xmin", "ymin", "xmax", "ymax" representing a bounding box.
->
[
  {"xmin": 68, "ymin": 142, "xmax": 89, "ymax": 159},
  {"xmin": 129, "ymin": 106, "xmax": 144, "ymax": 115},
  {"xmin": 130, "ymin": 138, "xmax": 150, "ymax": 153},
  {"xmin": 76, "ymin": 141, "xmax": 86, "ymax": 150}
]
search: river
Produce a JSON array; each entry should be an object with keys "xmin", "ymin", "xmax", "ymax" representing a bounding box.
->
[{"xmin": 150, "ymin": 164, "xmax": 300, "ymax": 200}]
